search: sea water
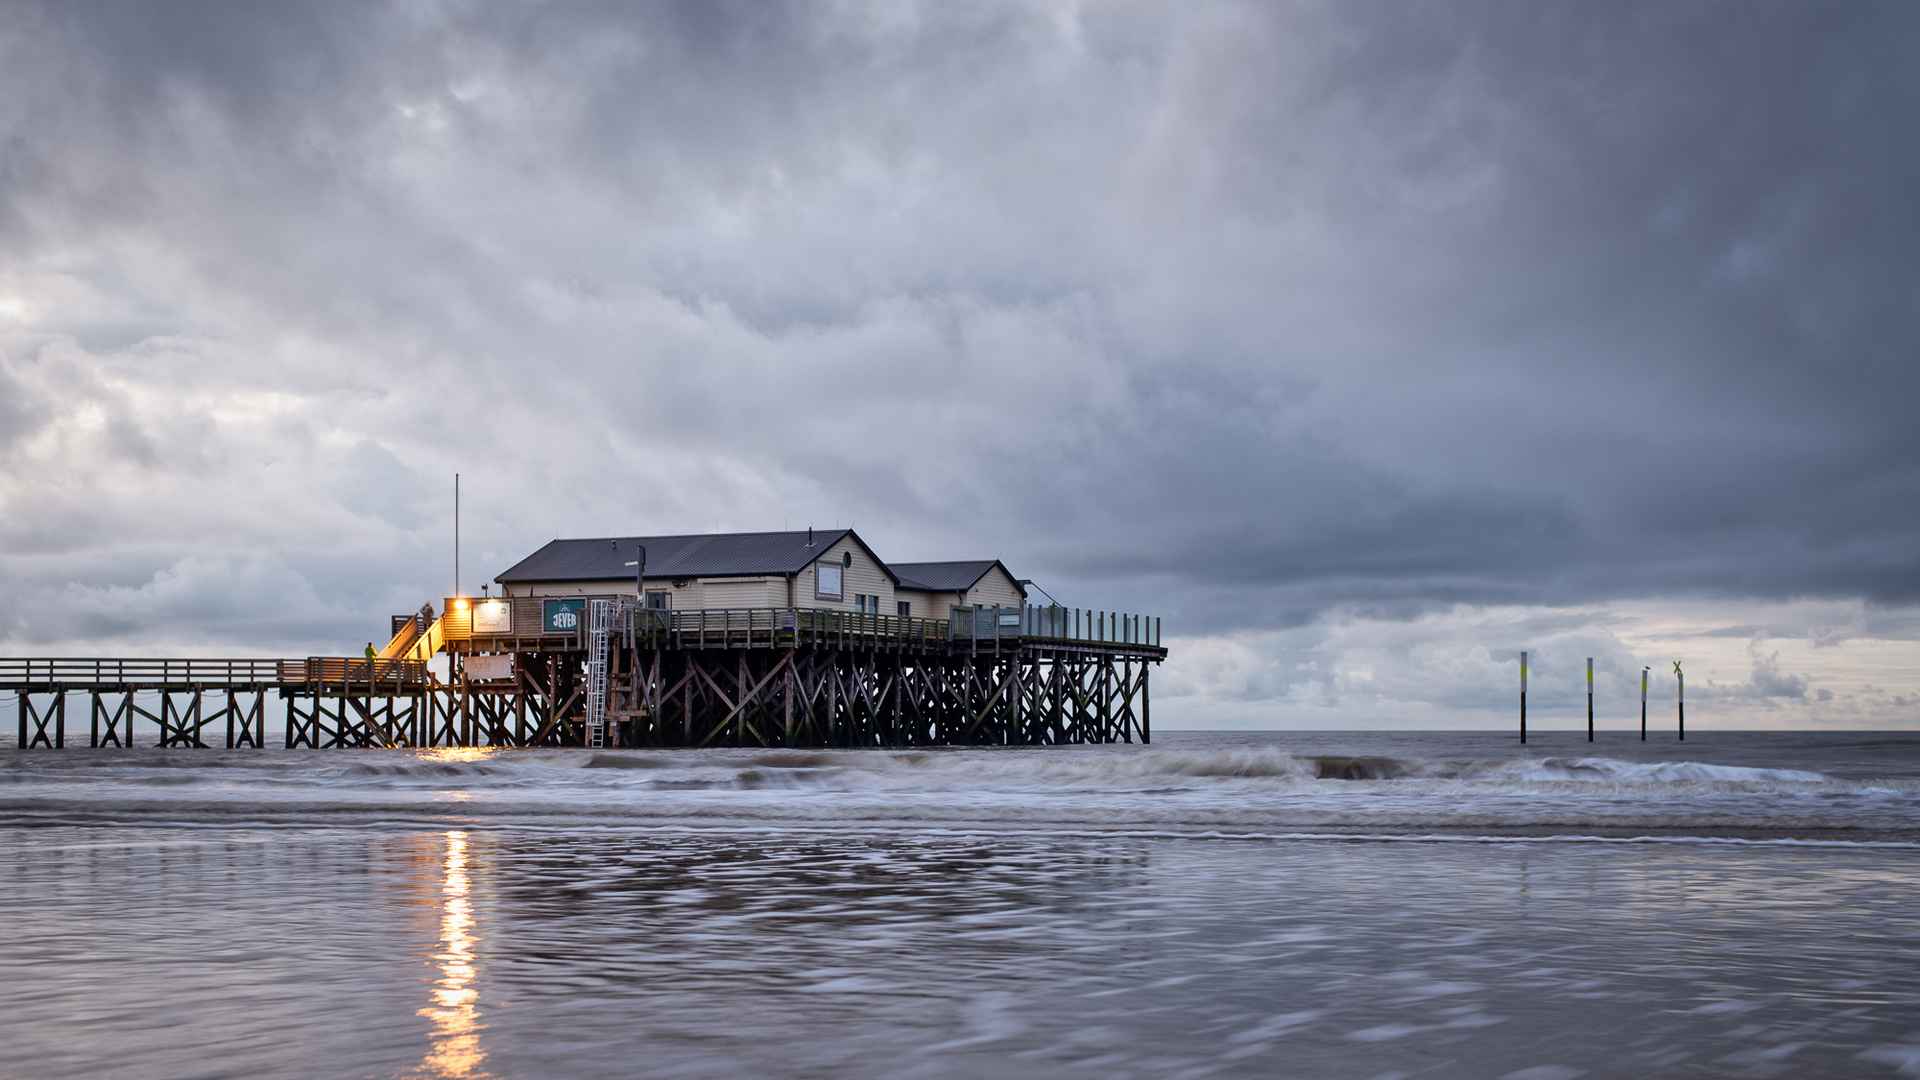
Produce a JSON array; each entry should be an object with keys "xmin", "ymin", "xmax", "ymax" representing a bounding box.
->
[{"xmin": 3, "ymin": 730, "xmax": 1918, "ymax": 1079}]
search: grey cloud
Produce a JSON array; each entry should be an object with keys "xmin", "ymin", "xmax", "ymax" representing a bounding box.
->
[
  {"xmin": 334, "ymin": 439, "xmax": 429, "ymax": 529},
  {"xmin": 0, "ymin": 0, "xmax": 1916, "ymax": 661},
  {"xmin": 0, "ymin": 552, "xmax": 366, "ymax": 653},
  {"xmin": 1694, "ymin": 639, "xmax": 1812, "ymax": 701},
  {"xmin": 0, "ymin": 359, "xmax": 40, "ymax": 453}
]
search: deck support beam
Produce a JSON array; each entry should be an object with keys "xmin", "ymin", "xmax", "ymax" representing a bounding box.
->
[{"xmin": 18, "ymin": 688, "xmax": 64, "ymax": 748}]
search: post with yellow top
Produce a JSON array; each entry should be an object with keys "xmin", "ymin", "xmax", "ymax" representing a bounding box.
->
[
  {"xmin": 1519, "ymin": 651, "xmax": 1528, "ymax": 744},
  {"xmin": 1640, "ymin": 667, "xmax": 1649, "ymax": 741},
  {"xmin": 1586, "ymin": 657, "xmax": 1594, "ymax": 742}
]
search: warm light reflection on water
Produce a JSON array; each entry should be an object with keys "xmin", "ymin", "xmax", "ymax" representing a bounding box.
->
[
  {"xmin": 416, "ymin": 831, "xmax": 489, "ymax": 1079},
  {"xmin": 418, "ymin": 747, "xmax": 500, "ymax": 764}
]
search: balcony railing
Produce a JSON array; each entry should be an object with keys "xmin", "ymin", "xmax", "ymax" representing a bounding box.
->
[
  {"xmin": 951, "ymin": 605, "xmax": 1161, "ymax": 648},
  {"xmin": 625, "ymin": 607, "xmax": 952, "ymax": 650},
  {"xmin": 445, "ymin": 599, "xmax": 1161, "ymax": 651}
]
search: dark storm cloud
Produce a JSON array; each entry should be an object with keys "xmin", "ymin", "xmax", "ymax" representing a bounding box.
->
[
  {"xmin": 974, "ymin": 2, "xmax": 1920, "ymax": 621},
  {"xmin": 1, "ymin": 0, "xmax": 1916, "ymax": 652}
]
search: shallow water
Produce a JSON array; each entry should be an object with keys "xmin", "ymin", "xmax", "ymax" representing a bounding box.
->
[
  {"xmin": 6, "ymin": 729, "xmax": 1918, "ymax": 841},
  {"xmin": 4, "ymin": 731, "xmax": 1919, "ymax": 1078}
]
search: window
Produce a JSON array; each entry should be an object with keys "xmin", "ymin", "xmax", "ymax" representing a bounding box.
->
[
  {"xmin": 854, "ymin": 594, "xmax": 879, "ymax": 613},
  {"xmin": 816, "ymin": 565, "xmax": 843, "ymax": 599},
  {"xmin": 897, "ymin": 601, "xmax": 912, "ymax": 618},
  {"xmin": 645, "ymin": 591, "xmax": 671, "ymax": 610}
]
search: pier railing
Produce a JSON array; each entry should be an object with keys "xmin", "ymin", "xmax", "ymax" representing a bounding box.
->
[
  {"xmin": 0, "ymin": 657, "xmax": 431, "ymax": 689},
  {"xmin": 627, "ymin": 607, "xmax": 951, "ymax": 650},
  {"xmin": 290, "ymin": 658, "xmax": 430, "ymax": 685},
  {"xmin": 0, "ymin": 657, "xmax": 288, "ymax": 687},
  {"xmin": 442, "ymin": 601, "xmax": 1160, "ymax": 652},
  {"xmin": 951, "ymin": 605, "xmax": 1161, "ymax": 648}
]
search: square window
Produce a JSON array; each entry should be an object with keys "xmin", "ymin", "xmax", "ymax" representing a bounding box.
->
[
  {"xmin": 897, "ymin": 601, "xmax": 912, "ymax": 618},
  {"xmin": 816, "ymin": 565, "xmax": 843, "ymax": 599}
]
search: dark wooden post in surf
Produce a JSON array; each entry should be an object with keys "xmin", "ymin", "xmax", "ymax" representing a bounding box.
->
[
  {"xmin": 1586, "ymin": 657, "xmax": 1594, "ymax": 742},
  {"xmin": 1673, "ymin": 660, "xmax": 1684, "ymax": 741},
  {"xmin": 1640, "ymin": 666, "xmax": 1649, "ymax": 741},
  {"xmin": 1519, "ymin": 651, "xmax": 1528, "ymax": 744}
]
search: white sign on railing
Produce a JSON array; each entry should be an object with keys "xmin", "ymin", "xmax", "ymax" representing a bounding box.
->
[{"xmin": 472, "ymin": 600, "xmax": 511, "ymax": 634}]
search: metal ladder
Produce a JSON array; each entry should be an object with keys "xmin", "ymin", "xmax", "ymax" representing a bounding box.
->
[{"xmin": 585, "ymin": 598, "xmax": 613, "ymax": 748}]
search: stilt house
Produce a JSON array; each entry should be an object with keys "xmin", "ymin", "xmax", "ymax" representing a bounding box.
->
[{"xmin": 492, "ymin": 529, "xmax": 1026, "ymax": 619}]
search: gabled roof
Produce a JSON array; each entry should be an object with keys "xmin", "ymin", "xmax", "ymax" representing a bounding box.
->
[
  {"xmin": 496, "ymin": 529, "xmax": 899, "ymax": 584},
  {"xmin": 891, "ymin": 559, "xmax": 1011, "ymax": 593}
]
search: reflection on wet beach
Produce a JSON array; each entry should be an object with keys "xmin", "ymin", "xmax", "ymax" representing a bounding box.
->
[
  {"xmin": 0, "ymin": 826, "xmax": 1917, "ymax": 1078},
  {"xmin": 417, "ymin": 831, "xmax": 489, "ymax": 1079}
]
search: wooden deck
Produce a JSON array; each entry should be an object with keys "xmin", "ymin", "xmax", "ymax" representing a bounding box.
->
[
  {"xmin": 4, "ymin": 604, "xmax": 1164, "ymax": 750},
  {"xmin": 452, "ymin": 604, "xmax": 1164, "ymax": 657}
]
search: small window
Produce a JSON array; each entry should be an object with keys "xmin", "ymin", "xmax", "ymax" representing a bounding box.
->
[
  {"xmin": 646, "ymin": 591, "xmax": 671, "ymax": 610},
  {"xmin": 897, "ymin": 601, "xmax": 912, "ymax": 618},
  {"xmin": 817, "ymin": 565, "xmax": 843, "ymax": 599}
]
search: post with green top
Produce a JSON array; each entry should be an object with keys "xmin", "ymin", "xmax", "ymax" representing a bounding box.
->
[
  {"xmin": 1674, "ymin": 660, "xmax": 1684, "ymax": 741},
  {"xmin": 1519, "ymin": 651, "xmax": 1528, "ymax": 744},
  {"xmin": 1586, "ymin": 657, "xmax": 1594, "ymax": 742}
]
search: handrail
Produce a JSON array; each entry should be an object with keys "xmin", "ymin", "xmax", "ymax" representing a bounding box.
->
[
  {"xmin": 297, "ymin": 657, "xmax": 430, "ymax": 685},
  {"xmin": 377, "ymin": 618, "xmax": 421, "ymax": 659},
  {"xmin": 434, "ymin": 599, "xmax": 1161, "ymax": 651},
  {"xmin": 0, "ymin": 656, "xmax": 430, "ymax": 686},
  {"xmin": 400, "ymin": 615, "xmax": 449, "ymax": 663},
  {"xmin": 0, "ymin": 606, "xmax": 1158, "ymax": 689},
  {"xmin": 951, "ymin": 604, "xmax": 1162, "ymax": 648},
  {"xmin": 0, "ymin": 657, "xmax": 288, "ymax": 685},
  {"xmin": 627, "ymin": 607, "xmax": 952, "ymax": 649}
]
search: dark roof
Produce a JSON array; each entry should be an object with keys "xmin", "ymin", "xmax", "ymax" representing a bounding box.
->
[
  {"xmin": 891, "ymin": 560, "xmax": 1009, "ymax": 593},
  {"xmin": 496, "ymin": 529, "xmax": 899, "ymax": 584}
]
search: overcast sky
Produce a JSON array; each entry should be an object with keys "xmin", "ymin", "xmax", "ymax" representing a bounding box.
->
[{"xmin": 2, "ymin": 0, "xmax": 1916, "ymax": 728}]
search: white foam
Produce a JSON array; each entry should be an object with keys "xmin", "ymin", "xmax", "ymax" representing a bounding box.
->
[{"xmin": 4, "ymin": 744, "xmax": 1914, "ymax": 838}]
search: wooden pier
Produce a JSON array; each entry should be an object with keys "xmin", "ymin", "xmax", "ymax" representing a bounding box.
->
[{"xmin": 4, "ymin": 604, "xmax": 1164, "ymax": 750}]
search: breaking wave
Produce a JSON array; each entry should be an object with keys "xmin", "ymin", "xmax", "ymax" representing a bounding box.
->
[
  {"xmin": 0, "ymin": 744, "xmax": 1850, "ymax": 794},
  {"xmin": 5, "ymin": 743, "xmax": 1910, "ymax": 839},
  {"xmin": 582, "ymin": 747, "xmax": 1835, "ymax": 788}
]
